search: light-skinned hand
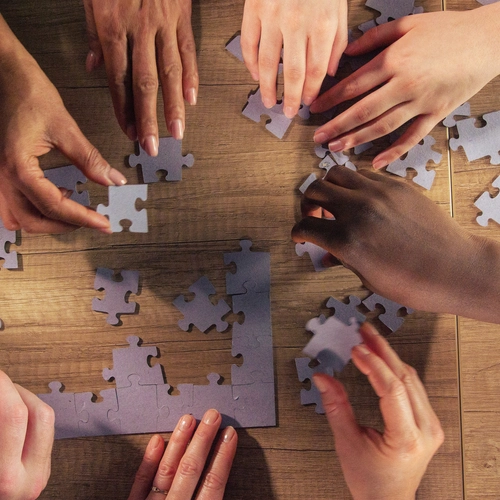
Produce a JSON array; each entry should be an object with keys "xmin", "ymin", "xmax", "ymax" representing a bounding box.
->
[
  {"xmin": 241, "ymin": 0, "xmax": 348, "ymax": 118},
  {"xmin": 313, "ymin": 322, "xmax": 444, "ymax": 500},
  {"xmin": 127, "ymin": 409, "xmax": 237, "ymax": 500}
]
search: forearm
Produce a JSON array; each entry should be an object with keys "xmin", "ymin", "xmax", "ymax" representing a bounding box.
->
[{"xmin": 473, "ymin": 3, "xmax": 500, "ymax": 78}]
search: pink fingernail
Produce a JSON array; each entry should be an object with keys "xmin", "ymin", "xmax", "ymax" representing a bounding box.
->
[
  {"xmin": 262, "ymin": 97, "xmax": 275, "ymax": 109},
  {"xmin": 186, "ymin": 88, "xmax": 197, "ymax": 106},
  {"xmin": 314, "ymin": 132, "xmax": 328, "ymax": 144},
  {"xmin": 312, "ymin": 374, "xmax": 329, "ymax": 394},
  {"xmin": 373, "ymin": 158, "xmax": 388, "ymax": 170},
  {"xmin": 170, "ymin": 119, "xmax": 184, "ymax": 140},
  {"xmin": 223, "ymin": 427, "xmax": 235, "ymax": 443},
  {"xmin": 203, "ymin": 409, "xmax": 219, "ymax": 425},
  {"xmin": 302, "ymin": 96, "xmax": 314, "ymax": 106},
  {"xmin": 328, "ymin": 140, "xmax": 344, "ymax": 152},
  {"xmin": 354, "ymin": 344, "xmax": 371, "ymax": 356},
  {"xmin": 284, "ymin": 106, "xmax": 296, "ymax": 119},
  {"xmin": 179, "ymin": 415, "xmax": 192, "ymax": 431},
  {"xmin": 251, "ymin": 72, "xmax": 259, "ymax": 81},
  {"xmin": 147, "ymin": 434, "xmax": 163, "ymax": 452},
  {"xmin": 85, "ymin": 50, "xmax": 96, "ymax": 72},
  {"xmin": 108, "ymin": 168, "xmax": 127, "ymax": 186},
  {"xmin": 143, "ymin": 135, "xmax": 158, "ymax": 156}
]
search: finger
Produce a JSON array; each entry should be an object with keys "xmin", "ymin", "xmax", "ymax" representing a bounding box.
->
[
  {"xmin": 148, "ymin": 415, "xmax": 196, "ymax": 495},
  {"xmin": 0, "ymin": 189, "xmax": 21, "ymax": 230},
  {"xmin": 312, "ymin": 373, "xmax": 363, "ymax": 443},
  {"xmin": 15, "ymin": 386, "xmax": 54, "ymax": 485},
  {"xmin": 372, "ymin": 114, "xmax": 438, "ymax": 169},
  {"xmin": 99, "ymin": 25, "xmax": 136, "ymax": 140},
  {"xmin": 345, "ymin": 18, "xmax": 410, "ymax": 57},
  {"xmin": 351, "ymin": 343, "xmax": 419, "ymax": 443},
  {"xmin": 167, "ymin": 409, "xmax": 222, "ymax": 499},
  {"xmin": 292, "ymin": 217, "xmax": 342, "ymax": 256},
  {"xmin": 83, "ymin": 0, "xmax": 104, "ymax": 72},
  {"xmin": 127, "ymin": 434, "xmax": 165, "ymax": 500},
  {"xmin": 327, "ymin": 1, "xmax": 348, "ymax": 76},
  {"xmin": 310, "ymin": 55, "xmax": 390, "ymax": 118},
  {"xmin": 282, "ymin": 33, "xmax": 307, "ymax": 118},
  {"xmin": 178, "ymin": 12, "xmax": 199, "ymax": 107},
  {"xmin": 301, "ymin": 25, "xmax": 336, "ymax": 106},
  {"xmin": 195, "ymin": 426, "xmax": 238, "ymax": 500},
  {"xmin": 257, "ymin": 26, "xmax": 282, "ymax": 108},
  {"xmin": 241, "ymin": 4, "xmax": 261, "ymax": 81},
  {"xmin": 156, "ymin": 24, "xmax": 185, "ymax": 141}
]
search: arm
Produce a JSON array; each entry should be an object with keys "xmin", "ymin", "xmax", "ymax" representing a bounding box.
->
[
  {"xmin": 84, "ymin": 0, "xmax": 198, "ymax": 151},
  {"xmin": 292, "ymin": 167, "xmax": 500, "ymax": 324},
  {"xmin": 0, "ymin": 14, "xmax": 126, "ymax": 234},
  {"xmin": 0, "ymin": 370, "xmax": 54, "ymax": 500},
  {"xmin": 314, "ymin": 322, "xmax": 444, "ymax": 500},
  {"xmin": 128, "ymin": 409, "xmax": 237, "ymax": 499},
  {"xmin": 241, "ymin": 0, "xmax": 348, "ymax": 117},
  {"xmin": 311, "ymin": 4, "xmax": 500, "ymax": 168}
]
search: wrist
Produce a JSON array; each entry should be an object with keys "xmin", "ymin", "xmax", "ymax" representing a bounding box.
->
[{"xmin": 472, "ymin": 4, "xmax": 500, "ymax": 77}]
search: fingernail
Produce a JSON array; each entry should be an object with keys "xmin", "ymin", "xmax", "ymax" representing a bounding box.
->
[
  {"xmin": 302, "ymin": 96, "xmax": 314, "ymax": 106},
  {"xmin": 85, "ymin": 50, "xmax": 96, "ymax": 72},
  {"xmin": 360, "ymin": 322, "xmax": 379, "ymax": 336},
  {"xmin": 126, "ymin": 124, "xmax": 137, "ymax": 141},
  {"xmin": 312, "ymin": 374, "xmax": 329, "ymax": 394},
  {"xmin": 373, "ymin": 158, "xmax": 388, "ymax": 170},
  {"xmin": 203, "ymin": 409, "xmax": 219, "ymax": 425},
  {"xmin": 179, "ymin": 414, "xmax": 192, "ymax": 431},
  {"xmin": 354, "ymin": 344, "xmax": 371, "ymax": 356},
  {"xmin": 284, "ymin": 106, "xmax": 295, "ymax": 119},
  {"xmin": 314, "ymin": 132, "xmax": 328, "ymax": 144},
  {"xmin": 328, "ymin": 140, "xmax": 344, "ymax": 152},
  {"xmin": 186, "ymin": 87, "xmax": 197, "ymax": 106},
  {"xmin": 147, "ymin": 434, "xmax": 163, "ymax": 452},
  {"xmin": 108, "ymin": 168, "xmax": 127, "ymax": 186},
  {"xmin": 97, "ymin": 224, "xmax": 112, "ymax": 235},
  {"xmin": 143, "ymin": 135, "xmax": 158, "ymax": 156},
  {"xmin": 223, "ymin": 426, "xmax": 235, "ymax": 443},
  {"xmin": 251, "ymin": 72, "xmax": 259, "ymax": 81},
  {"xmin": 170, "ymin": 119, "xmax": 184, "ymax": 140},
  {"xmin": 262, "ymin": 97, "xmax": 275, "ymax": 109}
]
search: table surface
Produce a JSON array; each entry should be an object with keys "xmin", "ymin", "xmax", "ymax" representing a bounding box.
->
[{"xmin": 1, "ymin": 0, "xmax": 499, "ymax": 498}]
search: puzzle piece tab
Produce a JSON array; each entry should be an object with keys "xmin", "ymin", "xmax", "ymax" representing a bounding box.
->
[
  {"xmin": 92, "ymin": 268, "xmax": 139, "ymax": 325},
  {"xmin": 365, "ymin": 0, "xmax": 420, "ymax": 24},
  {"xmin": 128, "ymin": 138, "xmax": 194, "ymax": 183},
  {"xmin": 75, "ymin": 388, "xmax": 121, "ymax": 436},
  {"xmin": 325, "ymin": 295, "xmax": 366, "ymax": 325},
  {"xmin": 0, "ymin": 218, "xmax": 18, "ymax": 269},
  {"xmin": 97, "ymin": 184, "xmax": 148, "ymax": 233},
  {"xmin": 295, "ymin": 242, "xmax": 329, "ymax": 272},
  {"xmin": 442, "ymin": 102, "xmax": 471, "ymax": 128},
  {"xmin": 295, "ymin": 357, "xmax": 333, "ymax": 413},
  {"xmin": 362, "ymin": 293, "xmax": 413, "ymax": 332},
  {"xmin": 475, "ymin": 175, "xmax": 500, "ymax": 226},
  {"xmin": 44, "ymin": 165, "xmax": 90, "ymax": 206}
]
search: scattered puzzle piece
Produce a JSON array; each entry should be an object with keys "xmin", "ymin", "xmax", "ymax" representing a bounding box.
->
[
  {"xmin": 173, "ymin": 276, "xmax": 231, "ymax": 332},
  {"xmin": 225, "ymin": 34, "xmax": 243, "ymax": 61},
  {"xmin": 128, "ymin": 138, "xmax": 194, "ymax": 183},
  {"xmin": 97, "ymin": 184, "xmax": 148, "ymax": 233},
  {"xmin": 0, "ymin": 218, "xmax": 18, "ymax": 269},
  {"xmin": 314, "ymin": 144, "xmax": 350, "ymax": 165},
  {"xmin": 44, "ymin": 165, "xmax": 90, "ymax": 206},
  {"xmin": 475, "ymin": 175, "xmax": 500, "ymax": 226},
  {"xmin": 365, "ymin": 0, "xmax": 421, "ymax": 24},
  {"xmin": 450, "ymin": 110, "xmax": 500, "ymax": 165},
  {"xmin": 295, "ymin": 242, "xmax": 328, "ymax": 272},
  {"xmin": 386, "ymin": 135, "xmax": 442, "ymax": 190},
  {"xmin": 92, "ymin": 268, "xmax": 139, "ymax": 326},
  {"xmin": 362, "ymin": 293, "xmax": 413, "ymax": 332},
  {"xmin": 325, "ymin": 296, "xmax": 366, "ymax": 325},
  {"xmin": 102, "ymin": 335, "xmax": 163, "ymax": 388},
  {"xmin": 443, "ymin": 102, "xmax": 471, "ymax": 128},
  {"xmin": 299, "ymin": 173, "xmax": 318, "ymax": 194}
]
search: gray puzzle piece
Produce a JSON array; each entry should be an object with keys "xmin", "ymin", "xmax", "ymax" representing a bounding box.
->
[
  {"xmin": 224, "ymin": 240, "xmax": 271, "ymax": 295},
  {"xmin": 38, "ymin": 382, "xmax": 80, "ymax": 439},
  {"xmin": 128, "ymin": 138, "xmax": 194, "ymax": 183},
  {"xmin": 102, "ymin": 335, "xmax": 163, "ymax": 388},
  {"xmin": 299, "ymin": 173, "xmax": 318, "ymax": 194},
  {"xmin": 225, "ymin": 34, "xmax": 243, "ymax": 62},
  {"xmin": 75, "ymin": 388, "xmax": 121, "ymax": 436},
  {"xmin": 386, "ymin": 135, "xmax": 442, "ymax": 190},
  {"xmin": 295, "ymin": 242, "xmax": 328, "ymax": 272},
  {"xmin": 365, "ymin": 0, "xmax": 419, "ymax": 24},
  {"xmin": 362, "ymin": 293, "xmax": 414, "ymax": 332},
  {"xmin": 354, "ymin": 142, "xmax": 374, "ymax": 154},
  {"xmin": 232, "ymin": 381, "xmax": 276, "ymax": 427},
  {"xmin": 450, "ymin": 110, "xmax": 500, "ymax": 165},
  {"xmin": 314, "ymin": 144, "xmax": 350, "ymax": 165},
  {"xmin": 97, "ymin": 184, "xmax": 148, "ymax": 233},
  {"xmin": 295, "ymin": 357, "xmax": 333, "ymax": 414},
  {"xmin": 0, "ymin": 218, "xmax": 18, "ymax": 269},
  {"xmin": 232, "ymin": 335, "xmax": 274, "ymax": 385},
  {"xmin": 44, "ymin": 165, "xmax": 90, "ymax": 206},
  {"xmin": 325, "ymin": 295, "xmax": 366, "ymax": 325},
  {"xmin": 157, "ymin": 383, "xmax": 194, "ymax": 432},
  {"xmin": 475, "ymin": 175, "xmax": 500, "ymax": 226},
  {"xmin": 443, "ymin": 102, "xmax": 471, "ymax": 127},
  {"xmin": 92, "ymin": 268, "xmax": 139, "ymax": 326},
  {"xmin": 318, "ymin": 155, "xmax": 356, "ymax": 172},
  {"xmin": 173, "ymin": 276, "xmax": 231, "ymax": 332}
]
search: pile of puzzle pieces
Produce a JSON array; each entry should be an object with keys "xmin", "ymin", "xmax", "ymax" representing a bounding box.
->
[
  {"xmin": 38, "ymin": 240, "xmax": 276, "ymax": 438},
  {"xmin": 296, "ymin": 293, "xmax": 413, "ymax": 413}
]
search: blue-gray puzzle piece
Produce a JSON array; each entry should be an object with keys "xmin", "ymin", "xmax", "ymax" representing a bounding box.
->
[
  {"xmin": 362, "ymin": 293, "xmax": 414, "ymax": 332},
  {"xmin": 44, "ymin": 165, "xmax": 90, "ymax": 206},
  {"xmin": 0, "ymin": 218, "xmax": 18, "ymax": 269}
]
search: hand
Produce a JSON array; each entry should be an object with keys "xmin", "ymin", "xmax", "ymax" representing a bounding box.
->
[
  {"xmin": 128, "ymin": 409, "xmax": 237, "ymax": 500},
  {"xmin": 0, "ymin": 15, "xmax": 126, "ymax": 234},
  {"xmin": 313, "ymin": 322, "xmax": 444, "ymax": 500},
  {"xmin": 0, "ymin": 370, "xmax": 54, "ymax": 500},
  {"xmin": 84, "ymin": 0, "xmax": 198, "ymax": 152},
  {"xmin": 241, "ymin": 0, "xmax": 348, "ymax": 117},
  {"xmin": 311, "ymin": 5, "xmax": 500, "ymax": 168},
  {"xmin": 292, "ymin": 166, "xmax": 500, "ymax": 323}
]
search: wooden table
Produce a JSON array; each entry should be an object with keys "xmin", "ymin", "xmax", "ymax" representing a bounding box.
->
[{"xmin": 0, "ymin": 0, "xmax": 499, "ymax": 498}]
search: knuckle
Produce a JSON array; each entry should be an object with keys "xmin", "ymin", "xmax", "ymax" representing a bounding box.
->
[
  {"xmin": 201, "ymin": 470, "xmax": 227, "ymax": 491},
  {"xmin": 306, "ymin": 63, "xmax": 325, "ymax": 81},
  {"xmin": 160, "ymin": 61, "xmax": 182, "ymax": 82},
  {"xmin": 179, "ymin": 36, "xmax": 196, "ymax": 56},
  {"xmin": 343, "ymin": 79, "xmax": 360, "ymax": 98},
  {"xmin": 285, "ymin": 65, "xmax": 304, "ymax": 84},
  {"xmin": 133, "ymin": 466, "xmax": 155, "ymax": 486},
  {"xmin": 156, "ymin": 460, "xmax": 177, "ymax": 483},
  {"xmin": 259, "ymin": 54, "xmax": 279, "ymax": 72},
  {"xmin": 36, "ymin": 401, "xmax": 56, "ymax": 427},
  {"xmin": 373, "ymin": 120, "xmax": 393, "ymax": 137},
  {"xmin": 134, "ymin": 74, "xmax": 159, "ymax": 95},
  {"xmin": 431, "ymin": 423, "xmax": 445, "ymax": 447},
  {"xmin": 387, "ymin": 378, "xmax": 407, "ymax": 399},
  {"xmin": 354, "ymin": 104, "xmax": 372, "ymax": 124},
  {"xmin": 178, "ymin": 456, "xmax": 203, "ymax": 478},
  {"xmin": 6, "ymin": 401, "xmax": 29, "ymax": 427}
]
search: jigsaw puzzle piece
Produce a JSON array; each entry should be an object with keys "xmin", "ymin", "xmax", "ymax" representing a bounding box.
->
[
  {"xmin": 44, "ymin": 165, "xmax": 90, "ymax": 206},
  {"xmin": 224, "ymin": 240, "xmax": 271, "ymax": 295},
  {"xmin": 225, "ymin": 34, "xmax": 243, "ymax": 62},
  {"xmin": 37, "ymin": 381, "xmax": 81, "ymax": 439},
  {"xmin": 354, "ymin": 142, "xmax": 374, "ymax": 154},
  {"xmin": 157, "ymin": 383, "xmax": 194, "ymax": 432},
  {"xmin": 295, "ymin": 242, "xmax": 329, "ymax": 272},
  {"xmin": 232, "ymin": 381, "xmax": 276, "ymax": 427},
  {"xmin": 362, "ymin": 293, "xmax": 414, "ymax": 332},
  {"xmin": 232, "ymin": 335, "xmax": 274, "ymax": 385},
  {"xmin": 102, "ymin": 335, "xmax": 163, "ymax": 388},
  {"xmin": 173, "ymin": 276, "xmax": 231, "ymax": 333},
  {"xmin": 92, "ymin": 268, "xmax": 139, "ymax": 325},
  {"xmin": 365, "ymin": 0, "xmax": 418, "ymax": 24},
  {"xmin": 295, "ymin": 357, "xmax": 333, "ymax": 414},
  {"xmin": 298, "ymin": 173, "xmax": 318, "ymax": 194},
  {"xmin": 475, "ymin": 175, "xmax": 500, "ymax": 226},
  {"xmin": 314, "ymin": 144, "xmax": 350, "ymax": 165},
  {"xmin": 0, "ymin": 218, "xmax": 18, "ymax": 269},
  {"xmin": 386, "ymin": 135, "xmax": 441, "ymax": 190},
  {"xmin": 75, "ymin": 388, "xmax": 121, "ymax": 436},
  {"xmin": 128, "ymin": 137, "xmax": 194, "ymax": 183},
  {"xmin": 97, "ymin": 184, "xmax": 148, "ymax": 233},
  {"xmin": 443, "ymin": 102, "xmax": 471, "ymax": 127},
  {"xmin": 325, "ymin": 295, "xmax": 366, "ymax": 325}
]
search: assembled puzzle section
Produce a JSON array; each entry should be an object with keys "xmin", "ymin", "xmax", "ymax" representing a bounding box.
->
[
  {"xmin": 97, "ymin": 184, "xmax": 148, "ymax": 233},
  {"xmin": 128, "ymin": 138, "xmax": 194, "ymax": 183},
  {"xmin": 44, "ymin": 165, "xmax": 90, "ymax": 206},
  {"xmin": 92, "ymin": 268, "xmax": 140, "ymax": 325},
  {"xmin": 0, "ymin": 218, "xmax": 19, "ymax": 269},
  {"xmin": 475, "ymin": 175, "xmax": 500, "ymax": 227}
]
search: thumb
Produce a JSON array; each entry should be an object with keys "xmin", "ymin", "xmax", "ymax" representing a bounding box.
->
[
  {"xmin": 83, "ymin": 0, "xmax": 103, "ymax": 71},
  {"xmin": 313, "ymin": 373, "xmax": 362, "ymax": 443},
  {"xmin": 51, "ymin": 114, "xmax": 127, "ymax": 187}
]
